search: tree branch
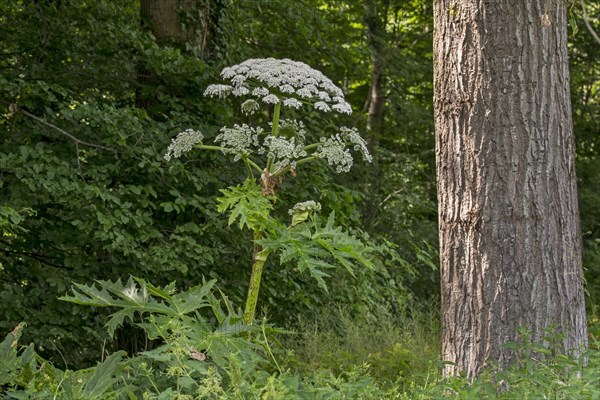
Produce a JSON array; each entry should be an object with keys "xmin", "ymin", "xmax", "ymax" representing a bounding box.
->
[
  {"xmin": 581, "ymin": 0, "xmax": 600, "ymax": 45},
  {"xmin": 10, "ymin": 104, "xmax": 114, "ymax": 152}
]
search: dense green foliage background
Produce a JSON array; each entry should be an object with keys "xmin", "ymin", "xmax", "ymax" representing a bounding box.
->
[{"xmin": 0, "ymin": 0, "xmax": 598, "ymax": 373}]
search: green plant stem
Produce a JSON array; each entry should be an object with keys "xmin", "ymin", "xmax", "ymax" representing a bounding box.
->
[
  {"xmin": 265, "ymin": 103, "xmax": 282, "ymax": 173},
  {"xmin": 272, "ymin": 156, "xmax": 319, "ymax": 178},
  {"xmin": 243, "ymin": 157, "xmax": 263, "ymax": 176},
  {"xmin": 302, "ymin": 143, "xmax": 321, "ymax": 151},
  {"xmin": 196, "ymin": 144, "xmax": 226, "ymax": 152},
  {"xmin": 243, "ymin": 230, "xmax": 272, "ymax": 325},
  {"xmin": 246, "ymin": 158, "xmax": 263, "ymax": 174},
  {"xmin": 271, "ymin": 102, "xmax": 281, "ymax": 136}
]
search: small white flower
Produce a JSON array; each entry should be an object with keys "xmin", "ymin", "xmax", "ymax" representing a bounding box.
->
[
  {"xmin": 288, "ymin": 200, "xmax": 322, "ymax": 226},
  {"xmin": 262, "ymin": 94, "xmax": 280, "ymax": 104},
  {"xmin": 304, "ymin": 84, "xmax": 318, "ymax": 94},
  {"xmin": 315, "ymin": 134, "xmax": 353, "ymax": 173},
  {"xmin": 324, "ymin": 83, "xmax": 344, "ymax": 97},
  {"xmin": 203, "ymin": 84, "xmax": 233, "ymax": 98},
  {"xmin": 296, "ymin": 88, "xmax": 312, "ymax": 98},
  {"xmin": 277, "ymin": 119, "xmax": 307, "ymax": 142},
  {"xmin": 289, "ymin": 200, "xmax": 321, "ymax": 215},
  {"xmin": 279, "ymin": 84, "xmax": 295, "ymax": 94},
  {"xmin": 267, "ymin": 77, "xmax": 282, "ymax": 87},
  {"xmin": 231, "ymin": 74, "xmax": 247, "ymax": 85},
  {"xmin": 340, "ymin": 126, "xmax": 372, "ymax": 162},
  {"xmin": 247, "ymin": 69, "xmax": 262, "ymax": 79},
  {"xmin": 232, "ymin": 86, "xmax": 250, "ymax": 96},
  {"xmin": 216, "ymin": 124, "xmax": 263, "ymax": 161},
  {"xmin": 164, "ymin": 129, "xmax": 204, "ymax": 160},
  {"xmin": 241, "ymin": 99, "xmax": 260, "ymax": 115},
  {"xmin": 252, "ymin": 87, "xmax": 269, "ymax": 97},
  {"xmin": 283, "ymin": 98, "xmax": 302, "ymax": 109},
  {"xmin": 261, "ymin": 135, "xmax": 307, "ymax": 167},
  {"xmin": 332, "ymin": 102, "xmax": 352, "ymax": 114},
  {"xmin": 314, "ymin": 102, "xmax": 331, "ymax": 112},
  {"xmin": 302, "ymin": 77, "xmax": 319, "ymax": 87},
  {"xmin": 318, "ymin": 91, "xmax": 331, "ymax": 101},
  {"xmin": 221, "ymin": 67, "xmax": 236, "ymax": 79}
]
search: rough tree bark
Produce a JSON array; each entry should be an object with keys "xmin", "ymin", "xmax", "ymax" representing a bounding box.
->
[
  {"xmin": 140, "ymin": 0, "xmax": 213, "ymax": 50},
  {"xmin": 433, "ymin": 0, "xmax": 587, "ymax": 377},
  {"xmin": 136, "ymin": 0, "xmax": 214, "ymax": 109}
]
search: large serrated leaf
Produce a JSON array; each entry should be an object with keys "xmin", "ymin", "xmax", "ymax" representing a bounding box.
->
[
  {"xmin": 61, "ymin": 279, "xmax": 177, "ymax": 317},
  {"xmin": 105, "ymin": 309, "xmax": 137, "ymax": 339},
  {"xmin": 171, "ymin": 279, "xmax": 215, "ymax": 314},
  {"xmin": 135, "ymin": 277, "xmax": 174, "ymax": 300},
  {"xmin": 216, "ymin": 178, "xmax": 273, "ymax": 230},
  {"xmin": 258, "ymin": 212, "xmax": 374, "ymax": 291},
  {"xmin": 59, "ymin": 282, "xmax": 117, "ymax": 307},
  {"xmin": 82, "ymin": 350, "xmax": 126, "ymax": 398}
]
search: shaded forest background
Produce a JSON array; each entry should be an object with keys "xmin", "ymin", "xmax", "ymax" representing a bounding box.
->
[{"xmin": 0, "ymin": 0, "xmax": 598, "ymax": 369}]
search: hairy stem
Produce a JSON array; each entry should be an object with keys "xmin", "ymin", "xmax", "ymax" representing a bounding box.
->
[{"xmin": 243, "ymin": 230, "xmax": 272, "ymax": 325}]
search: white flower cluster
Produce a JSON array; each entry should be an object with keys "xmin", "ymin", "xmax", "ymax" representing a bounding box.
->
[
  {"xmin": 315, "ymin": 134, "xmax": 354, "ymax": 173},
  {"xmin": 340, "ymin": 126, "xmax": 372, "ymax": 163},
  {"xmin": 278, "ymin": 119, "xmax": 307, "ymax": 142},
  {"xmin": 215, "ymin": 124, "xmax": 263, "ymax": 161},
  {"xmin": 203, "ymin": 84, "xmax": 232, "ymax": 98},
  {"xmin": 164, "ymin": 129, "xmax": 204, "ymax": 160},
  {"xmin": 203, "ymin": 58, "xmax": 352, "ymax": 114},
  {"xmin": 261, "ymin": 136, "xmax": 307, "ymax": 170},
  {"xmin": 289, "ymin": 200, "xmax": 322, "ymax": 215},
  {"xmin": 241, "ymin": 99, "xmax": 260, "ymax": 115}
]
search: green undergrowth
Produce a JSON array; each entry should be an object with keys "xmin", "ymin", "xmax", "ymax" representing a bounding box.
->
[
  {"xmin": 1, "ymin": 277, "xmax": 600, "ymax": 399},
  {"xmin": 284, "ymin": 303, "xmax": 440, "ymax": 388}
]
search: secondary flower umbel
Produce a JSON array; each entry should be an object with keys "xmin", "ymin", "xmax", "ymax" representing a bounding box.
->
[
  {"xmin": 164, "ymin": 129, "xmax": 204, "ymax": 161},
  {"xmin": 204, "ymin": 58, "xmax": 352, "ymax": 115}
]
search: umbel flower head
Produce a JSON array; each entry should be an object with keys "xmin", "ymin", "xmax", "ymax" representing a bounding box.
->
[
  {"xmin": 204, "ymin": 58, "xmax": 352, "ymax": 115},
  {"xmin": 166, "ymin": 58, "xmax": 372, "ymax": 177},
  {"xmin": 164, "ymin": 129, "xmax": 204, "ymax": 161}
]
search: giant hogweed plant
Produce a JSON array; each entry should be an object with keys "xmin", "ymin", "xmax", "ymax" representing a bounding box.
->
[{"xmin": 165, "ymin": 58, "xmax": 374, "ymax": 325}]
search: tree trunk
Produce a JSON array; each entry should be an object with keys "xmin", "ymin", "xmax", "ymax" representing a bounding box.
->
[
  {"xmin": 141, "ymin": 0, "xmax": 186, "ymax": 44},
  {"xmin": 140, "ymin": 0, "xmax": 213, "ymax": 50},
  {"xmin": 362, "ymin": 0, "xmax": 387, "ymax": 225},
  {"xmin": 136, "ymin": 0, "xmax": 214, "ymax": 109},
  {"xmin": 364, "ymin": 0, "xmax": 386, "ymax": 144},
  {"xmin": 433, "ymin": 0, "xmax": 587, "ymax": 377}
]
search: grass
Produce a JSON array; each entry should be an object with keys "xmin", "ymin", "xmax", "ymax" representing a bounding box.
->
[
  {"xmin": 284, "ymin": 303, "xmax": 441, "ymax": 388},
  {"xmin": 282, "ymin": 304, "xmax": 600, "ymax": 399},
  {"xmin": 3, "ymin": 279, "xmax": 600, "ymax": 399}
]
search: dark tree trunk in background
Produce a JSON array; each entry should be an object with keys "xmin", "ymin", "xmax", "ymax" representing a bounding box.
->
[
  {"xmin": 362, "ymin": 0, "xmax": 387, "ymax": 225},
  {"xmin": 364, "ymin": 0, "xmax": 386, "ymax": 146},
  {"xmin": 433, "ymin": 0, "xmax": 587, "ymax": 377},
  {"xmin": 136, "ymin": 0, "xmax": 214, "ymax": 109},
  {"xmin": 141, "ymin": 0, "xmax": 187, "ymax": 44}
]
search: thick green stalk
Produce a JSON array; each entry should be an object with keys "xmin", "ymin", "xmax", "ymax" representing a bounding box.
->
[{"xmin": 243, "ymin": 229, "xmax": 272, "ymax": 325}]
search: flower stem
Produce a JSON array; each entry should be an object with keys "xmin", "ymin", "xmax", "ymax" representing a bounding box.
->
[
  {"xmin": 243, "ymin": 230, "xmax": 272, "ymax": 325},
  {"xmin": 266, "ymin": 102, "xmax": 282, "ymax": 173},
  {"xmin": 271, "ymin": 102, "xmax": 281, "ymax": 136},
  {"xmin": 196, "ymin": 144, "xmax": 226, "ymax": 152}
]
